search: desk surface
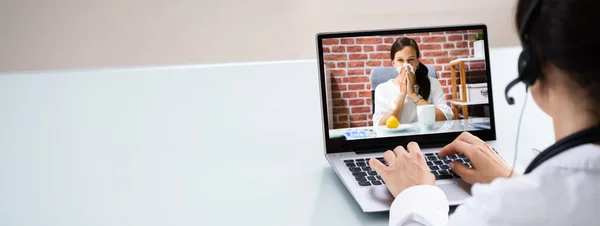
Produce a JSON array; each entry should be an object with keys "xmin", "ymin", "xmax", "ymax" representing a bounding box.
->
[{"xmin": 0, "ymin": 47, "xmax": 555, "ymax": 226}]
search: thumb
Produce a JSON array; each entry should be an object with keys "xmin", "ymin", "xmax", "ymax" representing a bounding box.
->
[{"xmin": 450, "ymin": 162, "xmax": 474, "ymax": 181}]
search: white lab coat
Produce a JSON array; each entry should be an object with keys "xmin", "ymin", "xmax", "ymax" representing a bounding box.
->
[{"xmin": 389, "ymin": 144, "xmax": 600, "ymax": 226}]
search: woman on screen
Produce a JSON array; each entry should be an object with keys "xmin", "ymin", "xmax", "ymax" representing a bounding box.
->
[{"xmin": 372, "ymin": 37, "xmax": 453, "ymax": 125}]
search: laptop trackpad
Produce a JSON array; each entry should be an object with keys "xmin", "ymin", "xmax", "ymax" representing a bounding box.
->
[{"xmin": 438, "ymin": 183, "xmax": 469, "ymax": 201}]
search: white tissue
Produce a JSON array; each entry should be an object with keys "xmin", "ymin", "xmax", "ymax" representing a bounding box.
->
[
  {"xmin": 395, "ymin": 63, "xmax": 415, "ymax": 73},
  {"xmin": 405, "ymin": 63, "xmax": 414, "ymax": 73}
]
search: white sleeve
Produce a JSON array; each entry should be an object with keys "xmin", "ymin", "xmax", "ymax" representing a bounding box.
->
[
  {"xmin": 372, "ymin": 85, "xmax": 390, "ymax": 125},
  {"xmin": 447, "ymin": 176, "xmax": 548, "ymax": 226},
  {"xmin": 389, "ymin": 185, "xmax": 449, "ymax": 226},
  {"xmin": 428, "ymin": 78, "xmax": 454, "ymax": 120},
  {"xmin": 391, "ymin": 169, "xmax": 567, "ymax": 226},
  {"xmin": 390, "ymin": 176, "xmax": 543, "ymax": 226}
]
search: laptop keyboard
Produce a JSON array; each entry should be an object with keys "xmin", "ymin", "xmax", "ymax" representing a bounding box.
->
[{"xmin": 344, "ymin": 153, "xmax": 472, "ymax": 186}]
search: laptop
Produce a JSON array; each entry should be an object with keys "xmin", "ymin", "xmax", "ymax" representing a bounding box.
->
[{"xmin": 315, "ymin": 24, "xmax": 498, "ymax": 212}]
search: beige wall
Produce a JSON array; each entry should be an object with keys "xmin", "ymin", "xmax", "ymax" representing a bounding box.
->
[{"xmin": 0, "ymin": 0, "xmax": 519, "ymax": 72}]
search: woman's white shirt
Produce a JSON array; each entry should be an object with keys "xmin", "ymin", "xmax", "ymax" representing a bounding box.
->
[
  {"xmin": 372, "ymin": 77, "xmax": 454, "ymax": 125},
  {"xmin": 389, "ymin": 144, "xmax": 600, "ymax": 226}
]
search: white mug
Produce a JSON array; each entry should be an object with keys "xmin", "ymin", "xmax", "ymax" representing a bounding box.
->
[{"xmin": 417, "ymin": 105, "xmax": 436, "ymax": 130}]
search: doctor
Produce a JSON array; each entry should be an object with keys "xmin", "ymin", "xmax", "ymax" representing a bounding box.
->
[{"xmin": 369, "ymin": 0, "xmax": 600, "ymax": 225}]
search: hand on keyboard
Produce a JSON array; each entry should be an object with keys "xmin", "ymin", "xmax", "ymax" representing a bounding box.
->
[
  {"xmin": 369, "ymin": 142, "xmax": 435, "ymax": 198},
  {"xmin": 439, "ymin": 132, "xmax": 517, "ymax": 184}
]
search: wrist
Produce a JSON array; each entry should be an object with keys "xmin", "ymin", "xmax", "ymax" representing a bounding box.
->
[
  {"xmin": 395, "ymin": 93, "xmax": 407, "ymax": 106},
  {"xmin": 409, "ymin": 93, "xmax": 423, "ymax": 104},
  {"xmin": 398, "ymin": 92, "xmax": 407, "ymax": 100}
]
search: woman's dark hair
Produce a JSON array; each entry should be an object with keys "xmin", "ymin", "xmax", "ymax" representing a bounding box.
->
[
  {"xmin": 516, "ymin": 0, "xmax": 600, "ymax": 118},
  {"xmin": 390, "ymin": 37, "xmax": 431, "ymax": 100}
]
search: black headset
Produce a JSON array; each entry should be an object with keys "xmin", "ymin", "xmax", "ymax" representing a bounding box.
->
[
  {"xmin": 504, "ymin": 0, "xmax": 542, "ymax": 105},
  {"xmin": 505, "ymin": 0, "xmax": 600, "ymax": 174}
]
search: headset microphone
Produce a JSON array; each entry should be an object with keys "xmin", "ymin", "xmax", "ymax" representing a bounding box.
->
[{"xmin": 504, "ymin": 78, "xmax": 521, "ymax": 105}]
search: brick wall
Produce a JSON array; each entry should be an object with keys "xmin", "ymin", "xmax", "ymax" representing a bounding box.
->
[{"xmin": 322, "ymin": 29, "xmax": 487, "ymax": 129}]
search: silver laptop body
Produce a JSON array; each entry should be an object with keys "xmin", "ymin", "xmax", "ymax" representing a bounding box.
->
[{"xmin": 316, "ymin": 24, "xmax": 498, "ymax": 212}]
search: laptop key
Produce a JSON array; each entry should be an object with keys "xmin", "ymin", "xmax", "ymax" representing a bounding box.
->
[
  {"xmin": 426, "ymin": 156, "xmax": 437, "ymax": 161},
  {"xmin": 376, "ymin": 157, "xmax": 384, "ymax": 161},
  {"xmin": 355, "ymin": 158, "xmax": 366, "ymax": 162},
  {"xmin": 443, "ymin": 159, "xmax": 453, "ymax": 164},
  {"xmin": 440, "ymin": 165, "xmax": 450, "ymax": 170},
  {"xmin": 430, "ymin": 165, "xmax": 440, "ymax": 171},
  {"xmin": 425, "ymin": 153, "xmax": 434, "ymax": 156},
  {"xmin": 367, "ymin": 176, "xmax": 377, "ymax": 181},
  {"xmin": 344, "ymin": 159, "xmax": 354, "ymax": 163},
  {"xmin": 346, "ymin": 163, "xmax": 356, "ymax": 167},
  {"xmin": 376, "ymin": 175, "xmax": 382, "ymax": 180},
  {"xmin": 356, "ymin": 162, "xmax": 367, "ymax": 167},
  {"xmin": 436, "ymin": 174, "xmax": 453, "ymax": 180},
  {"xmin": 355, "ymin": 176, "xmax": 367, "ymax": 182},
  {"xmin": 439, "ymin": 169, "xmax": 451, "ymax": 175},
  {"xmin": 349, "ymin": 167, "xmax": 362, "ymax": 172},
  {"xmin": 433, "ymin": 160, "xmax": 443, "ymax": 165},
  {"xmin": 367, "ymin": 171, "xmax": 378, "ymax": 176},
  {"xmin": 358, "ymin": 181, "xmax": 372, "ymax": 186},
  {"xmin": 352, "ymin": 172, "xmax": 367, "ymax": 177},
  {"xmin": 427, "ymin": 161, "xmax": 434, "ymax": 166},
  {"xmin": 361, "ymin": 167, "xmax": 372, "ymax": 171},
  {"xmin": 372, "ymin": 180, "xmax": 383, "ymax": 185}
]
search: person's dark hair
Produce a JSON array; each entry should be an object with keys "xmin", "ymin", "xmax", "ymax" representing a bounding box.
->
[
  {"xmin": 390, "ymin": 37, "xmax": 431, "ymax": 100},
  {"xmin": 516, "ymin": 0, "xmax": 600, "ymax": 119}
]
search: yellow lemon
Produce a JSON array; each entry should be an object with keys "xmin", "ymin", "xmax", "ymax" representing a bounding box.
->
[{"xmin": 385, "ymin": 116, "xmax": 400, "ymax": 129}]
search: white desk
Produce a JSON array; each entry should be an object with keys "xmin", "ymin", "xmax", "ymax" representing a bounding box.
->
[{"xmin": 0, "ymin": 47, "xmax": 554, "ymax": 226}]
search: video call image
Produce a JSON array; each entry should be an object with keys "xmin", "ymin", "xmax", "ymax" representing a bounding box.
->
[{"xmin": 322, "ymin": 29, "xmax": 491, "ymax": 140}]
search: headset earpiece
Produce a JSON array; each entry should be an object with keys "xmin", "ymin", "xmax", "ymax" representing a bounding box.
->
[{"xmin": 517, "ymin": 46, "xmax": 540, "ymax": 87}]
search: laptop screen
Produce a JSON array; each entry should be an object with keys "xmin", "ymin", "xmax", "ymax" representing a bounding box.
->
[{"xmin": 317, "ymin": 25, "xmax": 496, "ymax": 152}]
